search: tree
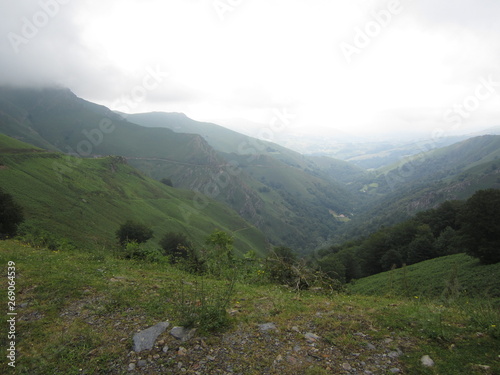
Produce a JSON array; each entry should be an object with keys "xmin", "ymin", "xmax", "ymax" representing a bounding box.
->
[
  {"xmin": 406, "ymin": 225, "xmax": 436, "ymax": 265},
  {"xmin": 160, "ymin": 232, "xmax": 191, "ymax": 262},
  {"xmin": 160, "ymin": 178, "xmax": 173, "ymax": 187},
  {"xmin": 0, "ymin": 189, "xmax": 24, "ymax": 239},
  {"xmin": 115, "ymin": 220, "xmax": 153, "ymax": 246},
  {"xmin": 460, "ymin": 189, "xmax": 500, "ymax": 264}
]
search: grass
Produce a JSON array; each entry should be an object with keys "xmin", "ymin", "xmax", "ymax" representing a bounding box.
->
[
  {"xmin": 1, "ymin": 240, "xmax": 499, "ymax": 374},
  {"xmin": 350, "ymin": 253, "xmax": 500, "ymax": 303},
  {"xmin": 0, "ymin": 140, "xmax": 269, "ymax": 255}
]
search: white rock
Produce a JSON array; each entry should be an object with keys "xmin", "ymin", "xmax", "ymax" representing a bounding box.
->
[{"xmin": 421, "ymin": 355, "xmax": 434, "ymax": 367}]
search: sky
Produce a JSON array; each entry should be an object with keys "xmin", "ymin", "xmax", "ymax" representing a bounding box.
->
[{"xmin": 1, "ymin": 0, "xmax": 500, "ymax": 140}]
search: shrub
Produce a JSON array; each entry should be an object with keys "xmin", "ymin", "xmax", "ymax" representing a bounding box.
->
[
  {"xmin": 122, "ymin": 241, "xmax": 162, "ymax": 262},
  {"xmin": 115, "ymin": 220, "xmax": 153, "ymax": 246},
  {"xmin": 16, "ymin": 221, "xmax": 75, "ymax": 251},
  {"xmin": 176, "ymin": 277, "xmax": 235, "ymax": 333},
  {"xmin": 0, "ymin": 188, "xmax": 24, "ymax": 239},
  {"xmin": 159, "ymin": 232, "xmax": 191, "ymax": 261}
]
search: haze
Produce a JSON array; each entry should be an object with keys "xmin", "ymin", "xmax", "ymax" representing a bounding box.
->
[{"xmin": 1, "ymin": 0, "xmax": 500, "ymax": 140}]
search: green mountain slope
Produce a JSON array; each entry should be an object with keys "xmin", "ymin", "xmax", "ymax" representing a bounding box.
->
[
  {"xmin": 0, "ymin": 87, "xmax": 362, "ymax": 251},
  {"xmin": 350, "ymin": 253, "xmax": 500, "ymax": 302},
  {"xmin": 0, "ymin": 134, "xmax": 268, "ymax": 255}
]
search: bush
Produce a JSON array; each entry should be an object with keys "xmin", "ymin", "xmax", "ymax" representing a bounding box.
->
[
  {"xmin": 0, "ymin": 189, "xmax": 24, "ymax": 239},
  {"xmin": 116, "ymin": 220, "xmax": 153, "ymax": 246},
  {"xmin": 175, "ymin": 277, "xmax": 235, "ymax": 333},
  {"xmin": 16, "ymin": 221, "xmax": 75, "ymax": 251},
  {"xmin": 122, "ymin": 241, "xmax": 162, "ymax": 262},
  {"xmin": 160, "ymin": 232, "xmax": 191, "ymax": 262}
]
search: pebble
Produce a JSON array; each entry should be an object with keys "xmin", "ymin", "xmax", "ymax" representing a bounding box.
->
[
  {"xmin": 304, "ymin": 332, "xmax": 320, "ymax": 342},
  {"xmin": 421, "ymin": 355, "xmax": 435, "ymax": 367},
  {"xmin": 259, "ymin": 323, "xmax": 277, "ymax": 331},
  {"xmin": 342, "ymin": 362, "xmax": 352, "ymax": 370}
]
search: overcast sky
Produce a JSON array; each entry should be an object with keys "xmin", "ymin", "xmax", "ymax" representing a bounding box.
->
[{"xmin": 1, "ymin": 0, "xmax": 500, "ymax": 139}]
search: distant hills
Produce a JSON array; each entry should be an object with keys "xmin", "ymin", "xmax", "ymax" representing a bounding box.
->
[
  {"xmin": 0, "ymin": 85, "xmax": 499, "ymax": 253},
  {"xmin": 0, "ymin": 133, "xmax": 268, "ymax": 254}
]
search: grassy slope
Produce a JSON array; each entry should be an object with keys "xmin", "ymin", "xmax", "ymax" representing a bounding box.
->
[
  {"xmin": 0, "ymin": 134, "xmax": 268, "ymax": 255},
  {"xmin": 1, "ymin": 240, "xmax": 499, "ymax": 374},
  {"xmin": 350, "ymin": 253, "xmax": 500, "ymax": 302}
]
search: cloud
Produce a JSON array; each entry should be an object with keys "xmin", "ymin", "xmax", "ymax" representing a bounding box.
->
[{"xmin": 0, "ymin": 0, "xmax": 499, "ymax": 137}]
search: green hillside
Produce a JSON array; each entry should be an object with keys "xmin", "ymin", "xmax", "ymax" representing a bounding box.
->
[
  {"xmin": 350, "ymin": 253, "xmax": 500, "ymax": 303},
  {"xmin": 0, "ymin": 86, "xmax": 362, "ymax": 251},
  {"xmin": 0, "ymin": 134, "xmax": 268, "ymax": 255}
]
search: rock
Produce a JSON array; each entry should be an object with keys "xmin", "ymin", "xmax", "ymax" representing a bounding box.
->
[
  {"xmin": 304, "ymin": 332, "xmax": 321, "ymax": 342},
  {"xmin": 162, "ymin": 345, "xmax": 169, "ymax": 353},
  {"xmin": 177, "ymin": 347, "xmax": 188, "ymax": 356},
  {"xmin": 389, "ymin": 368, "xmax": 401, "ymax": 373},
  {"xmin": 342, "ymin": 362, "xmax": 352, "ymax": 370},
  {"xmin": 366, "ymin": 343, "xmax": 376, "ymax": 350},
  {"xmin": 137, "ymin": 359, "xmax": 147, "ymax": 367},
  {"xmin": 258, "ymin": 323, "xmax": 277, "ymax": 331},
  {"xmin": 170, "ymin": 326, "xmax": 197, "ymax": 342},
  {"xmin": 421, "ymin": 355, "xmax": 435, "ymax": 367},
  {"xmin": 128, "ymin": 363, "xmax": 136, "ymax": 371},
  {"xmin": 388, "ymin": 350, "xmax": 401, "ymax": 358},
  {"xmin": 132, "ymin": 321, "xmax": 170, "ymax": 352}
]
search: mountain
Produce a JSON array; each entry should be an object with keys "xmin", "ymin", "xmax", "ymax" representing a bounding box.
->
[
  {"xmin": 0, "ymin": 133, "xmax": 268, "ymax": 254},
  {"xmin": 0, "ymin": 86, "xmax": 360, "ymax": 251},
  {"xmin": 333, "ymin": 135, "xmax": 500, "ymax": 241}
]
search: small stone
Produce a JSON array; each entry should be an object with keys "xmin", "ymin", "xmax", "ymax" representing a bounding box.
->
[
  {"xmin": 137, "ymin": 360, "xmax": 147, "ymax": 367},
  {"xmin": 259, "ymin": 323, "xmax": 277, "ymax": 331},
  {"xmin": 304, "ymin": 332, "xmax": 320, "ymax": 342},
  {"xmin": 178, "ymin": 347, "xmax": 188, "ymax": 356},
  {"xmin": 170, "ymin": 326, "xmax": 197, "ymax": 342},
  {"xmin": 291, "ymin": 326, "xmax": 300, "ymax": 332},
  {"xmin": 162, "ymin": 345, "xmax": 169, "ymax": 353},
  {"xmin": 206, "ymin": 355, "xmax": 216, "ymax": 361},
  {"xmin": 388, "ymin": 351, "xmax": 400, "ymax": 358},
  {"xmin": 421, "ymin": 355, "xmax": 434, "ymax": 367},
  {"xmin": 389, "ymin": 368, "xmax": 401, "ymax": 373},
  {"xmin": 366, "ymin": 343, "xmax": 376, "ymax": 350},
  {"xmin": 342, "ymin": 362, "xmax": 352, "ymax": 370},
  {"xmin": 275, "ymin": 355, "xmax": 283, "ymax": 362},
  {"xmin": 128, "ymin": 363, "xmax": 136, "ymax": 371}
]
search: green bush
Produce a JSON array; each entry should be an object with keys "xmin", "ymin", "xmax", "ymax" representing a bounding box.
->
[
  {"xmin": 0, "ymin": 188, "xmax": 24, "ymax": 239},
  {"xmin": 121, "ymin": 241, "xmax": 162, "ymax": 262},
  {"xmin": 16, "ymin": 221, "xmax": 76, "ymax": 251},
  {"xmin": 175, "ymin": 277, "xmax": 235, "ymax": 333},
  {"xmin": 115, "ymin": 220, "xmax": 153, "ymax": 246}
]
